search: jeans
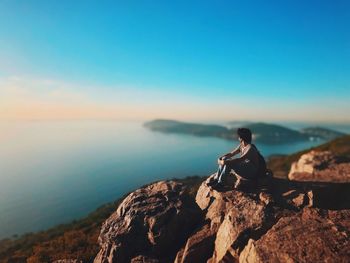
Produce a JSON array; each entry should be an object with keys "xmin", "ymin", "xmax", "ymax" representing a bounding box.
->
[{"xmin": 214, "ymin": 164, "xmax": 228, "ymax": 183}]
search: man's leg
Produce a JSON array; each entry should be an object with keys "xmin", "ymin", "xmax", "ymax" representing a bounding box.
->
[
  {"xmin": 214, "ymin": 164, "xmax": 224, "ymax": 181},
  {"xmin": 208, "ymin": 165, "xmax": 224, "ymax": 186},
  {"xmin": 217, "ymin": 165, "xmax": 229, "ymax": 184},
  {"xmin": 231, "ymin": 162, "xmax": 258, "ymax": 190}
]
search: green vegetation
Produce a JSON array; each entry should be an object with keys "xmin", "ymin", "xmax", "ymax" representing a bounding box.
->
[
  {"xmin": 0, "ymin": 201, "xmax": 119, "ymax": 263},
  {"xmin": 0, "ymin": 176, "xmax": 205, "ymax": 263}
]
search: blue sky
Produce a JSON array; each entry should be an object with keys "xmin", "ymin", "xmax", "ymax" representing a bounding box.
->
[{"xmin": 0, "ymin": 0, "xmax": 349, "ymax": 122}]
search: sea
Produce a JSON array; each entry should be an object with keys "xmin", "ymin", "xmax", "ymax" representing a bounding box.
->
[{"xmin": 0, "ymin": 120, "xmax": 349, "ymax": 239}]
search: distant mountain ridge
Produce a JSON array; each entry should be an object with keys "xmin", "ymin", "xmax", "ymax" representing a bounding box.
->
[
  {"xmin": 144, "ymin": 119, "xmax": 346, "ymax": 144},
  {"xmin": 245, "ymin": 122, "xmax": 306, "ymax": 143}
]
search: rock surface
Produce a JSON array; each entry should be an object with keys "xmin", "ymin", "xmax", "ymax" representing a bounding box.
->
[
  {"xmin": 281, "ymin": 189, "xmax": 313, "ymax": 209},
  {"xmin": 239, "ymin": 208, "xmax": 350, "ymax": 263},
  {"xmin": 53, "ymin": 260, "xmax": 82, "ymax": 263},
  {"xmin": 288, "ymin": 150, "xmax": 350, "ymax": 182},
  {"xmin": 95, "ymin": 150, "xmax": 350, "ymax": 263},
  {"xmin": 185, "ymin": 175, "xmax": 276, "ymax": 262},
  {"xmin": 174, "ymin": 223, "xmax": 215, "ymax": 263},
  {"xmin": 94, "ymin": 181, "xmax": 201, "ymax": 263}
]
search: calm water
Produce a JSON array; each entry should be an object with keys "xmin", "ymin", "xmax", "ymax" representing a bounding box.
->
[{"xmin": 0, "ymin": 120, "xmax": 345, "ymax": 239}]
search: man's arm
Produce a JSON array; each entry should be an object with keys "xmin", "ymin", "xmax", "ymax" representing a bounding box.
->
[
  {"xmin": 224, "ymin": 145, "xmax": 251, "ymax": 165},
  {"xmin": 219, "ymin": 144, "xmax": 240, "ymax": 159}
]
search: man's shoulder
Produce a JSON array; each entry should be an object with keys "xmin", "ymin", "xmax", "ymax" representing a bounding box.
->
[
  {"xmin": 248, "ymin": 144, "xmax": 260, "ymax": 154},
  {"xmin": 250, "ymin": 144, "xmax": 259, "ymax": 150}
]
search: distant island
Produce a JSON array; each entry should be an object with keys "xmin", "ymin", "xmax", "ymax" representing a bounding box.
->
[
  {"xmin": 144, "ymin": 119, "xmax": 346, "ymax": 144},
  {"xmin": 300, "ymin": 126, "xmax": 345, "ymax": 141}
]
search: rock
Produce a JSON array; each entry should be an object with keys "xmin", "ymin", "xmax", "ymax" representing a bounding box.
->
[
  {"xmin": 239, "ymin": 239, "xmax": 262, "ymax": 263},
  {"xmin": 130, "ymin": 255, "xmax": 159, "ymax": 263},
  {"xmin": 195, "ymin": 176, "xmax": 274, "ymax": 262},
  {"xmin": 211, "ymin": 193, "xmax": 271, "ymax": 262},
  {"xmin": 281, "ymin": 189, "xmax": 313, "ymax": 209},
  {"xmin": 195, "ymin": 174, "xmax": 216, "ymax": 210},
  {"xmin": 287, "ymin": 150, "xmax": 350, "ymax": 209},
  {"xmin": 326, "ymin": 209, "xmax": 350, "ymax": 236},
  {"xmin": 288, "ymin": 150, "xmax": 350, "ymax": 182},
  {"xmin": 239, "ymin": 208, "xmax": 350, "ymax": 263},
  {"xmin": 94, "ymin": 181, "xmax": 201, "ymax": 263},
  {"xmin": 174, "ymin": 223, "xmax": 215, "ymax": 263},
  {"xmin": 94, "ymin": 161, "xmax": 350, "ymax": 263},
  {"xmin": 258, "ymin": 192, "xmax": 274, "ymax": 206},
  {"xmin": 306, "ymin": 190, "xmax": 314, "ymax": 207}
]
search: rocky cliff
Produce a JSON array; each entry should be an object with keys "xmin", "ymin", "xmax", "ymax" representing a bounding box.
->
[{"xmin": 94, "ymin": 150, "xmax": 350, "ymax": 263}]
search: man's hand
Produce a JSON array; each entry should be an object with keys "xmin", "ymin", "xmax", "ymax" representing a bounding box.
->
[
  {"xmin": 220, "ymin": 153, "xmax": 230, "ymax": 160},
  {"xmin": 218, "ymin": 158, "xmax": 225, "ymax": 166}
]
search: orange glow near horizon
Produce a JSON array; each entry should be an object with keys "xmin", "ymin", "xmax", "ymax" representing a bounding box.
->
[{"xmin": 1, "ymin": 76, "xmax": 349, "ymax": 123}]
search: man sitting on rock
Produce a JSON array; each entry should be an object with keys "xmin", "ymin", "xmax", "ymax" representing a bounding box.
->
[{"xmin": 207, "ymin": 128, "xmax": 261, "ymax": 190}]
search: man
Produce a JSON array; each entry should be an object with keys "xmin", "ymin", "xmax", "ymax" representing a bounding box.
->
[{"xmin": 208, "ymin": 128, "xmax": 260, "ymax": 189}]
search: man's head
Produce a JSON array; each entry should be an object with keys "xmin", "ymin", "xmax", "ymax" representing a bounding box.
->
[{"xmin": 237, "ymin": 128, "xmax": 252, "ymax": 144}]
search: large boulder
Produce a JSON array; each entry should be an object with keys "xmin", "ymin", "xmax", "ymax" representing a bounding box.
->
[
  {"xmin": 193, "ymin": 172, "xmax": 350, "ymax": 263},
  {"xmin": 288, "ymin": 150, "xmax": 350, "ymax": 183},
  {"xmin": 239, "ymin": 208, "xmax": 350, "ymax": 263},
  {"xmin": 192, "ymin": 175, "xmax": 275, "ymax": 262},
  {"xmin": 94, "ymin": 181, "xmax": 201, "ymax": 263}
]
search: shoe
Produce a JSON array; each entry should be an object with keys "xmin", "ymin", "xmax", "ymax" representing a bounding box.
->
[{"xmin": 213, "ymin": 182, "xmax": 224, "ymax": 190}]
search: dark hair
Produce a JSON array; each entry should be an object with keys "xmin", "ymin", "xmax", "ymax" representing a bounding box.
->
[{"xmin": 237, "ymin": 128, "xmax": 252, "ymax": 143}]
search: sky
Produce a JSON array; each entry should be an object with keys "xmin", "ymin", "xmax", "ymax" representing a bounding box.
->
[{"xmin": 0, "ymin": 0, "xmax": 349, "ymax": 123}]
